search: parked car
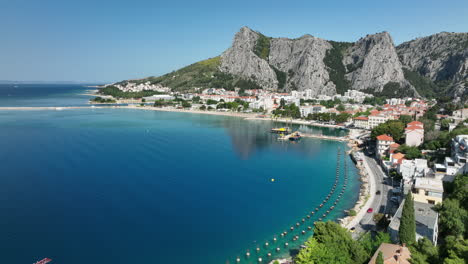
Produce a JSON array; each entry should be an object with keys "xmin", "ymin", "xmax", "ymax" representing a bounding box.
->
[
  {"xmin": 350, "ymin": 227, "xmax": 356, "ymax": 233},
  {"xmin": 367, "ymin": 208, "xmax": 374, "ymax": 213},
  {"xmin": 391, "ymin": 197, "xmax": 399, "ymax": 203}
]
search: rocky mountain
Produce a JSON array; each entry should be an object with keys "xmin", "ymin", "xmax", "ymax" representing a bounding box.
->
[
  {"xmin": 111, "ymin": 27, "xmax": 468, "ymax": 99},
  {"xmin": 396, "ymin": 32, "xmax": 468, "ymax": 99}
]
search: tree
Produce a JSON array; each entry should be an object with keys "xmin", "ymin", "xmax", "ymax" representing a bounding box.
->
[
  {"xmin": 399, "ymin": 115, "xmax": 413, "ymax": 125},
  {"xmin": 399, "ymin": 192, "xmax": 416, "ymax": 245},
  {"xmin": 280, "ymin": 98, "xmax": 286, "ymax": 108},
  {"xmin": 199, "ymin": 105, "xmax": 206, "ymax": 110},
  {"xmin": 141, "ymin": 98, "xmax": 146, "ymax": 103},
  {"xmin": 337, "ymin": 104, "xmax": 345, "ymax": 111},
  {"xmin": 440, "ymin": 119, "xmax": 452, "ymax": 131},
  {"xmin": 437, "ymin": 198, "xmax": 467, "ymax": 237},
  {"xmin": 359, "ymin": 232, "xmax": 391, "ymax": 255},
  {"xmin": 192, "ymin": 96, "xmax": 201, "ymax": 103},
  {"xmin": 295, "ymin": 221, "xmax": 369, "ymax": 264},
  {"xmin": 371, "ymin": 120, "xmax": 405, "ymax": 141},
  {"xmin": 376, "ymin": 251, "xmax": 384, "ymax": 264},
  {"xmin": 397, "ymin": 144, "xmax": 422, "ymax": 159},
  {"xmin": 206, "ymin": 99, "xmax": 218, "ymax": 105},
  {"xmin": 409, "ymin": 237, "xmax": 439, "ymax": 264},
  {"xmin": 182, "ymin": 101, "xmax": 191, "ymax": 108}
]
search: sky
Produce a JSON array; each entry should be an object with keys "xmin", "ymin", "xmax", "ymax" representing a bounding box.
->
[{"xmin": 1, "ymin": 0, "xmax": 467, "ymax": 83}]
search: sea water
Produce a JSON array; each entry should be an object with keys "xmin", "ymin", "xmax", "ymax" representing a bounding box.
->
[{"xmin": 0, "ymin": 85, "xmax": 360, "ymax": 264}]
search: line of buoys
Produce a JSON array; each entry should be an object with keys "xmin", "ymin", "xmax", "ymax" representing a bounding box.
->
[{"xmin": 236, "ymin": 148, "xmax": 344, "ymax": 263}]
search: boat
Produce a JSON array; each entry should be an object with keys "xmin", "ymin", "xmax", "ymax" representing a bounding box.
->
[
  {"xmin": 34, "ymin": 258, "xmax": 52, "ymax": 264},
  {"xmin": 271, "ymin": 127, "xmax": 291, "ymax": 134},
  {"xmin": 289, "ymin": 132, "xmax": 301, "ymax": 141}
]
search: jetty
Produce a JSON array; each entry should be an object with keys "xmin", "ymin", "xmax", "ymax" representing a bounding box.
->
[{"xmin": 300, "ymin": 133, "xmax": 348, "ymax": 142}]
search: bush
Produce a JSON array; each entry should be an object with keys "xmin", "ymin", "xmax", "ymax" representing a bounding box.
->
[
  {"xmin": 323, "ymin": 41, "xmax": 353, "ymax": 95},
  {"xmin": 253, "ymin": 33, "xmax": 271, "ymax": 60},
  {"xmin": 348, "ymin": 209, "xmax": 357, "ymax": 216}
]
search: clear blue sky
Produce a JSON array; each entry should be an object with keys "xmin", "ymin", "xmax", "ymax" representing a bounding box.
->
[{"xmin": 1, "ymin": 0, "xmax": 467, "ymax": 83}]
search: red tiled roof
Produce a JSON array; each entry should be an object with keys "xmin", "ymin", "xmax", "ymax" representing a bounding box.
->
[
  {"xmin": 377, "ymin": 134, "xmax": 394, "ymax": 141},
  {"xmin": 407, "ymin": 121, "xmax": 423, "ymax": 126},
  {"xmin": 354, "ymin": 116, "xmax": 368, "ymax": 121},
  {"xmin": 390, "ymin": 143, "xmax": 400, "ymax": 148},
  {"xmin": 406, "ymin": 125, "xmax": 424, "ymax": 131},
  {"xmin": 392, "ymin": 153, "xmax": 405, "ymax": 160}
]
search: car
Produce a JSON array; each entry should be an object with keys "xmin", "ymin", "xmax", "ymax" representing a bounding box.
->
[
  {"xmin": 391, "ymin": 197, "xmax": 399, "ymax": 203},
  {"xmin": 367, "ymin": 208, "xmax": 374, "ymax": 213},
  {"xmin": 376, "ymin": 190, "xmax": 381, "ymax": 195},
  {"xmin": 350, "ymin": 227, "xmax": 356, "ymax": 233}
]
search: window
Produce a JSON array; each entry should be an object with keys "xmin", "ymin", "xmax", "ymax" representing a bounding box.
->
[{"xmin": 428, "ymin": 200, "xmax": 435, "ymax": 204}]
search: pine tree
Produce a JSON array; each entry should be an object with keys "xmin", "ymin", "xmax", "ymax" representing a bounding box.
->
[
  {"xmin": 399, "ymin": 192, "xmax": 416, "ymax": 244},
  {"xmin": 376, "ymin": 251, "xmax": 384, "ymax": 264}
]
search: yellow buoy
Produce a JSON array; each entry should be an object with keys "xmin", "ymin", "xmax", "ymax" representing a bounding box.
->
[{"xmin": 271, "ymin": 178, "xmax": 275, "ymax": 182}]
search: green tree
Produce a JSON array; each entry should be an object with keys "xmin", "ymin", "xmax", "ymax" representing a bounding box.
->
[
  {"xmin": 397, "ymin": 144, "xmax": 422, "ymax": 159},
  {"xmin": 371, "ymin": 120, "xmax": 405, "ymax": 141},
  {"xmin": 399, "ymin": 115, "xmax": 413, "ymax": 125},
  {"xmin": 337, "ymin": 104, "xmax": 345, "ymax": 111},
  {"xmin": 376, "ymin": 251, "xmax": 384, "ymax": 264},
  {"xmin": 440, "ymin": 236, "xmax": 468, "ymax": 264},
  {"xmin": 192, "ymin": 96, "xmax": 201, "ymax": 103},
  {"xmin": 359, "ymin": 232, "xmax": 391, "ymax": 255},
  {"xmin": 437, "ymin": 199, "xmax": 467, "ymax": 237},
  {"xmin": 141, "ymin": 98, "xmax": 146, "ymax": 103},
  {"xmin": 280, "ymin": 98, "xmax": 286, "ymax": 108},
  {"xmin": 399, "ymin": 192, "xmax": 416, "ymax": 245},
  {"xmin": 296, "ymin": 221, "xmax": 368, "ymax": 264},
  {"xmin": 409, "ymin": 237, "xmax": 439, "ymax": 264},
  {"xmin": 440, "ymin": 119, "xmax": 452, "ymax": 131},
  {"xmin": 182, "ymin": 101, "xmax": 192, "ymax": 108},
  {"xmin": 199, "ymin": 105, "xmax": 206, "ymax": 110},
  {"xmin": 206, "ymin": 99, "xmax": 218, "ymax": 105}
]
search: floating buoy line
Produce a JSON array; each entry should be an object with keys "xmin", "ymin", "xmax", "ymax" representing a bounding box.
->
[{"xmin": 232, "ymin": 148, "xmax": 350, "ymax": 263}]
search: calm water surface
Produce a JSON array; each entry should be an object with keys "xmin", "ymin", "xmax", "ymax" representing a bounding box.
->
[{"xmin": 0, "ymin": 85, "xmax": 360, "ymax": 264}]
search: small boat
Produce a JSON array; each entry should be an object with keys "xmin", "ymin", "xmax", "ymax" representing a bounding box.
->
[
  {"xmin": 271, "ymin": 127, "xmax": 291, "ymax": 134},
  {"xmin": 289, "ymin": 132, "xmax": 301, "ymax": 141},
  {"xmin": 34, "ymin": 258, "xmax": 52, "ymax": 264}
]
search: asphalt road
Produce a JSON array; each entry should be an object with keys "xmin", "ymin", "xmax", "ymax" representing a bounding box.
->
[{"xmin": 352, "ymin": 155, "xmax": 395, "ymax": 236}]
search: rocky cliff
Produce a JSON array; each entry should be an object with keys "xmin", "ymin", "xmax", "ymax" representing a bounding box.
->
[
  {"xmin": 219, "ymin": 27, "xmax": 416, "ymax": 96},
  {"xmin": 396, "ymin": 32, "xmax": 468, "ymax": 98},
  {"xmin": 113, "ymin": 27, "xmax": 467, "ymax": 99},
  {"xmin": 344, "ymin": 32, "xmax": 410, "ymax": 93}
]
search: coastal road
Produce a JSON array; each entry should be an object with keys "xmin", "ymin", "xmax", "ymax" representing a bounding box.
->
[
  {"xmin": 350, "ymin": 154, "xmax": 393, "ymax": 237},
  {"xmin": 359, "ymin": 157, "xmax": 390, "ymax": 227}
]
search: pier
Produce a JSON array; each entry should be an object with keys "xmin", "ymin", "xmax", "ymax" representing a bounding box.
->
[
  {"xmin": 300, "ymin": 133, "xmax": 348, "ymax": 142},
  {"xmin": 276, "ymin": 131, "xmax": 348, "ymax": 142}
]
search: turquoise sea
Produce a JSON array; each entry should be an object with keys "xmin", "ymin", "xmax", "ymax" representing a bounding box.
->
[{"xmin": 0, "ymin": 84, "xmax": 360, "ymax": 264}]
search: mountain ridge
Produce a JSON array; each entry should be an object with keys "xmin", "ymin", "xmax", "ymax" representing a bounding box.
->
[{"xmin": 111, "ymin": 27, "xmax": 468, "ymax": 100}]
